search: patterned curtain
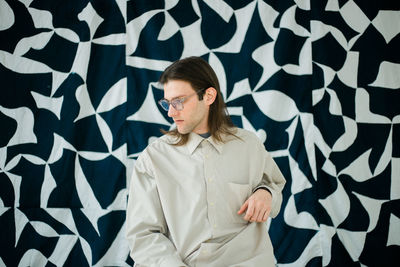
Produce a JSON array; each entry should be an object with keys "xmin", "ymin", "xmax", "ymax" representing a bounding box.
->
[{"xmin": 1, "ymin": 0, "xmax": 399, "ymax": 266}]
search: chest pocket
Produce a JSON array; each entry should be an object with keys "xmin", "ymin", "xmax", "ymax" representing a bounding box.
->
[{"xmin": 225, "ymin": 182, "xmax": 252, "ymax": 224}]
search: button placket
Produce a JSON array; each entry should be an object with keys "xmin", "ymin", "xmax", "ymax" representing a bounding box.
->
[{"xmin": 202, "ymin": 140, "xmax": 217, "ymax": 233}]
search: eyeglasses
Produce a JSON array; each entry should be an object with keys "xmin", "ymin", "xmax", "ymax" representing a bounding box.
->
[{"xmin": 158, "ymin": 88, "xmax": 206, "ymax": 111}]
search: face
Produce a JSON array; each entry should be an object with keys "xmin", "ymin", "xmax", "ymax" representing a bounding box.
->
[{"xmin": 163, "ymin": 80, "xmax": 210, "ymax": 134}]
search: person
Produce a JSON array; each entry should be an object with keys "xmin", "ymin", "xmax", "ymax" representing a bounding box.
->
[{"xmin": 126, "ymin": 56, "xmax": 286, "ymax": 267}]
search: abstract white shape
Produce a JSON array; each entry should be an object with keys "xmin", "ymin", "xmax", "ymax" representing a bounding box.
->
[
  {"xmin": 253, "ymin": 90, "xmax": 299, "ymax": 121},
  {"xmin": 15, "ymin": 208, "xmax": 30, "ymax": 246},
  {"xmin": 310, "ymin": 20, "xmax": 348, "ymax": 50},
  {"xmin": 372, "ymin": 10, "xmax": 400, "ymax": 44},
  {"xmin": 300, "ymin": 113, "xmax": 317, "ymax": 179},
  {"xmin": 325, "ymin": 88, "xmax": 342, "ymax": 116},
  {"xmin": 282, "ymin": 38, "xmax": 312, "ymax": 75},
  {"xmin": 126, "ymin": 56, "xmax": 172, "ymax": 71},
  {"xmin": 127, "ymin": 83, "xmax": 171, "ymax": 125},
  {"xmin": 96, "ymin": 114, "xmax": 113, "ymax": 152},
  {"xmin": 209, "ymin": 53, "xmax": 227, "ymax": 100},
  {"xmin": 280, "ymin": 5, "xmax": 309, "ymax": 37},
  {"xmin": 226, "ymin": 78, "xmax": 252, "ymax": 102},
  {"xmin": 0, "ymin": 106, "xmax": 37, "ymax": 146},
  {"xmin": 252, "ymin": 42, "xmax": 281, "ymax": 90},
  {"xmin": 14, "ymin": 31, "xmax": 54, "ymax": 57},
  {"xmin": 93, "ymin": 223, "xmax": 131, "ymax": 267},
  {"xmin": 353, "ymin": 192, "xmax": 385, "ymax": 232},
  {"xmin": 370, "ymin": 61, "xmax": 400, "ymax": 89},
  {"xmin": 387, "ymin": 214, "xmax": 400, "ymax": 246},
  {"xmin": 180, "ymin": 20, "xmax": 210, "ymax": 58},
  {"xmin": 48, "ymin": 235, "xmax": 78, "ymax": 267},
  {"xmin": 69, "ymin": 42, "xmax": 91, "ymax": 83},
  {"xmin": 54, "ymin": 28, "xmax": 80, "ymax": 43},
  {"xmin": 41, "ymin": 164, "xmax": 57, "ymax": 207},
  {"xmin": 0, "ymin": 0, "xmax": 14, "ymax": 30},
  {"xmin": 0, "ymin": 50, "xmax": 53, "ymax": 73},
  {"xmin": 337, "ymin": 51, "xmax": 359, "ymax": 88},
  {"xmin": 203, "ymin": 0, "xmax": 234, "ymax": 23},
  {"xmin": 31, "ymin": 91, "xmax": 63, "ymax": 120},
  {"xmin": 278, "ymin": 230, "xmax": 322, "ymax": 267},
  {"xmin": 340, "ymin": 0, "xmax": 370, "ymax": 34},
  {"xmin": 325, "ymin": 0, "xmax": 339, "ymax": 11},
  {"xmin": 337, "ymin": 228, "xmax": 367, "ymax": 261},
  {"xmin": 165, "ymin": 0, "xmax": 179, "ymax": 10},
  {"xmin": 78, "ymin": 2, "xmax": 104, "ymax": 40},
  {"xmin": 30, "ymin": 221, "xmax": 59, "ymax": 237},
  {"xmin": 373, "ymin": 125, "xmax": 392, "ymax": 176},
  {"xmin": 295, "ymin": 0, "xmax": 310, "ymax": 10},
  {"xmin": 339, "ymin": 149, "xmax": 373, "ymax": 182},
  {"xmin": 312, "ymin": 88, "xmax": 325, "ymax": 106},
  {"xmin": 75, "ymin": 155, "xmax": 108, "ymax": 234},
  {"xmin": 391, "ymin": 158, "xmax": 400, "ymax": 199},
  {"xmin": 46, "ymin": 208, "xmax": 79, "ymax": 234},
  {"xmin": 78, "ymin": 151, "xmax": 110, "ymax": 161},
  {"xmin": 97, "ymin": 78, "xmax": 127, "ymax": 113},
  {"xmin": 22, "ymin": 154, "xmax": 46, "ymax": 165},
  {"xmin": 158, "ymin": 11, "xmax": 180, "ymax": 41},
  {"xmin": 332, "ymin": 116, "xmax": 357, "ymax": 152},
  {"xmin": 213, "ymin": 1, "xmax": 256, "ymax": 53},
  {"xmin": 126, "ymin": 10, "xmax": 162, "ymax": 55},
  {"xmin": 289, "ymin": 155, "xmax": 312, "ymax": 194},
  {"xmin": 74, "ymin": 84, "xmax": 96, "ymax": 122},
  {"xmin": 18, "ymin": 249, "xmax": 48, "ymax": 267},
  {"xmin": 355, "ymin": 88, "xmax": 391, "ymax": 123},
  {"xmin": 92, "ymin": 33, "xmax": 126, "ymax": 45},
  {"xmin": 257, "ymin": 0, "xmax": 280, "ymax": 39},
  {"xmin": 111, "ymin": 144, "xmax": 127, "ymax": 165},
  {"xmin": 284, "ymin": 195, "xmax": 319, "ymax": 230},
  {"xmin": 320, "ymin": 224, "xmax": 336, "ymax": 266},
  {"xmin": 319, "ymin": 180, "xmax": 350, "ymax": 227},
  {"xmin": 28, "ymin": 7, "xmax": 53, "ymax": 29},
  {"xmin": 47, "ymin": 133, "xmax": 77, "ymax": 164}
]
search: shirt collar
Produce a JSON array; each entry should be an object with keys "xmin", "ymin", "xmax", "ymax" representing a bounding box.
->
[{"xmin": 186, "ymin": 132, "xmax": 224, "ymax": 155}]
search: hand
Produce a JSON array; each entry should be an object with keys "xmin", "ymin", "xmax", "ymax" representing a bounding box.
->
[{"xmin": 237, "ymin": 189, "xmax": 272, "ymax": 222}]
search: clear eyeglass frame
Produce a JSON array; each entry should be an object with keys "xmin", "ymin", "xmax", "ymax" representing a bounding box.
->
[{"xmin": 158, "ymin": 88, "xmax": 207, "ymax": 111}]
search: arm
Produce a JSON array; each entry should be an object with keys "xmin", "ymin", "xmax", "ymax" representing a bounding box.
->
[
  {"xmin": 126, "ymin": 155, "xmax": 187, "ymax": 267},
  {"xmin": 238, "ymin": 147, "xmax": 286, "ymax": 222}
]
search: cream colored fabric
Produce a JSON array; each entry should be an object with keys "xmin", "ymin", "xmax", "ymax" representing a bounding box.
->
[{"xmin": 126, "ymin": 128, "xmax": 286, "ymax": 267}]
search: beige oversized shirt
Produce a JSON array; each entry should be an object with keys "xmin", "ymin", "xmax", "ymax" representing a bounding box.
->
[{"xmin": 126, "ymin": 128, "xmax": 286, "ymax": 267}]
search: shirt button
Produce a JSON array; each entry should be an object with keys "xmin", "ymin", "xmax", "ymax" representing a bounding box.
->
[
  {"xmin": 209, "ymin": 178, "xmax": 213, "ymax": 182},
  {"xmin": 210, "ymin": 202, "xmax": 214, "ymax": 206},
  {"xmin": 213, "ymin": 224, "xmax": 217, "ymax": 228}
]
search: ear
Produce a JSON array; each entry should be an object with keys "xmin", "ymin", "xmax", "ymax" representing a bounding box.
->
[{"xmin": 204, "ymin": 87, "xmax": 217, "ymax": 106}]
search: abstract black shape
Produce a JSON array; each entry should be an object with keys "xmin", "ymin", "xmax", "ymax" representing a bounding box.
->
[
  {"xmin": 168, "ymin": 0, "xmax": 199, "ymax": 28},
  {"xmin": 0, "ymin": 172, "xmax": 15, "ymax": 207},
  {"xmin": 393, "ymin": 124, "xmax": 400, "ymax": 157},
  {"xmin": 98, "ymin": 103, "xmax": 127, "ymax": 151},
  {"xmin": 199, "ymin": 0, "xmax": 237, "ymax": 49},
  {"xmin": 312, "ymin": 32, "xmax": 347, "ymax": 71},
  {"xmin": 79, "ymin": 154, "xmax": 126, "ymax": 209},
  {"xmin": 313, "ymin": 91, "xmax": 345, "ymax": 147},
  {"xmin": 257, "ymin": 69, "xmax": 313, "ymax": 113},
  {"xmin": 48, "ymin": 149, "xmax": 83, "ymax": 207},
  {"xmin": 127, "ymin": 0, "xmax": 164, "ymax": 22},
  {"xmin": 0, "ymin": 111, "xmax": 17, "ymax": 147},
  {"xmin": 353, "ymin": 0, "xmax": 400, "ymax": 21},
  {"xmin": 214, "ymin": 4, "xmax": 273, "ymax": 94},
  {"xmin": 72, "ymin": 115, "xmax": 109, "ymax": 152},
  {"xmin": 359, "ymin": 199, "xmax": 400, "ymax": 266},
  {"xmin": 330, "ymin": 123, "xmax": 391, "ymax": 174},
  {"xmin": 86, "ymin": 43, "xmax": 126, "ymax": 108},
  {"xmin": 327, "ymin": 75, "xmax": 356, "ymax": 119},
  {"xmin": 327, "ymin": 233, "xmax": 360, "ymax": 266},
  {"xmin": 126, "ymin": 121, "xmax": 166, "ymax": 155},
  {"xmin": 7, "ymin": 157, "xmax": 45, "ymax": 207},
  {"xmin": 275, "ymin": 28, "xmax": 308, "ymax": 66},
  {"xmin": 365, "ymin": 85, "xmax": 400, "ymax": 120},
  {"xmin": 30, "ymin": 0, "xmax": 90, "ymax": 41},
  {"xmin": 91, "ymin": 0, "xmax": 126, "ymax": 37},
  {"xmin": 132, "ymin": 13, "xmax": 183, "ymax": 61},
  {"xmin": 0, "ymin": 0, "xmax": 49, "ymax": 53},
  {"xmin": 24, "ymin": 33, "xmax": 78, "ymax": 73},
  {"xmin": 64, "ymin": 238, "xmax": 90, "ymax": 267}
]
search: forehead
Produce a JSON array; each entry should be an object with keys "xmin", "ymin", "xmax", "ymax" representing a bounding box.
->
[{"xmin": 163, "ymin": 80, "xmax": 195, "ymax": 99}]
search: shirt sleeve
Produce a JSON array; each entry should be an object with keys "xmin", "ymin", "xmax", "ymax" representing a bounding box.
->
[
  {"xmin": 126, "ymin": 152, "xmax": 187, "ymax": 267},
  {"xmin": 253, "ymin": 146, "xmax": 286, "ymax": 218}
]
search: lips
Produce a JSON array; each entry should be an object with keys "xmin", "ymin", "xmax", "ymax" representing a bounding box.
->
[{"xmin": 174, "ymin": 120, "xmax": 184, "ymax": 124}]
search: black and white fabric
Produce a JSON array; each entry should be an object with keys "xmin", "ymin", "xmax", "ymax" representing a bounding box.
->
[{"xmin": 0, "ymin": 0, "xmax": 399, "ymax": 266}]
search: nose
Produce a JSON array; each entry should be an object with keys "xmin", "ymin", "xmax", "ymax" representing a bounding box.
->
[{"xmin": 167, "ymin": 104, "xmax": 178, "ymax": 117}]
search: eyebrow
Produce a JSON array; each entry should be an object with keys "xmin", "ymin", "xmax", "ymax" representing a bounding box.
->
[{"xmin": 163, "ymin": 94, "xmax": 187, "ymax": 101}]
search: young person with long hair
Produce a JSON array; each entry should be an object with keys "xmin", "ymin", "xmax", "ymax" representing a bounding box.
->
[{"xmin": 126, "ymin": 56, "xmax": 286, "ymax": 267}]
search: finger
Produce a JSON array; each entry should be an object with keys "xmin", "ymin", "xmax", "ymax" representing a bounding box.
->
[
  {"xmin": 256, "ymin": 210, "xmax": 266, "ymax": 222},
  {"xmin": 263, "ymin": 210, "xmax": 270, "ymax": 221},
  {"xmin": 244, "ymin": 201, "xmax": 255, "ymax": 221},
  {"xmin": 237, "ymin": 200, "xmax": 248, "ymax": 215}
]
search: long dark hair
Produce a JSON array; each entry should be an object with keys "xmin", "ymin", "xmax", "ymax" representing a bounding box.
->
[{"xmin": 159, "ymin": 56, "xmax": 236, "ymax": 145}]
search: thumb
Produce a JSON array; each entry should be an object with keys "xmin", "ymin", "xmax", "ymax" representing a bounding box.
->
[{"xmin": 237, "ymin": 199, "xmax": 249, "ymax": 214}]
